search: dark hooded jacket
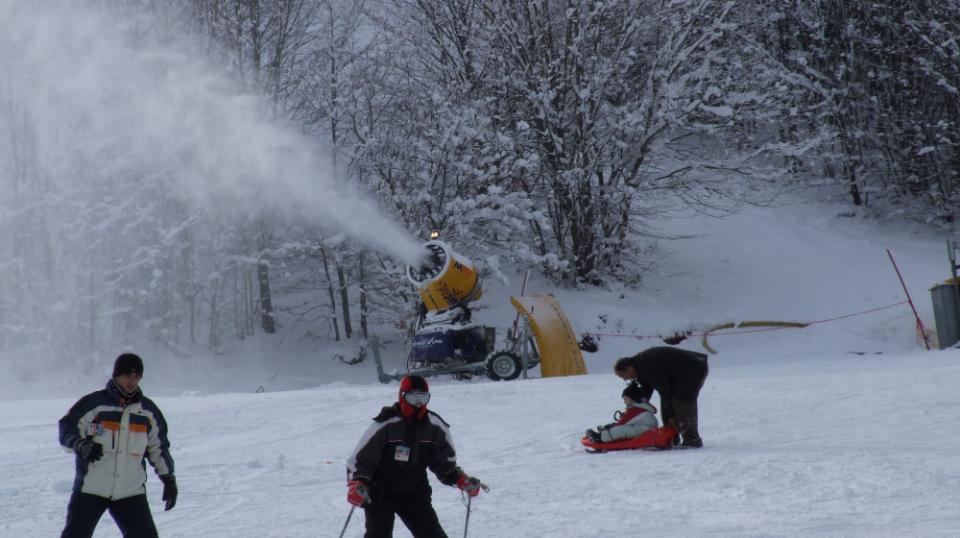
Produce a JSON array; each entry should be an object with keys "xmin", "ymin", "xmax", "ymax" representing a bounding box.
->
[
  {"xmin": 347, "ymin": 403, "xmax": 462, "ymax": 505},
  {"xmin": 622, "ymin": 346, "xmax": 709, "ymax": 403}
]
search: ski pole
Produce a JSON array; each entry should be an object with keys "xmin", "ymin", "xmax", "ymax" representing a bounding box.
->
[
  {"xmin": 463, "ymin": 495, "xmax": 472, "ymax": 538},
  {"xmin": 338, "ymin": 506, "xmax": 355, "ymax": 538},
  {"xmin": 462, "ymin": 482, "xmax": 489, "ymax": 538}
]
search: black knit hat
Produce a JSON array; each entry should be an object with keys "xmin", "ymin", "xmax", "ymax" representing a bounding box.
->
[
  {"xmin": 113, "ymin": 353, "xmax": 144, "ymax": 378},
  {"xmin": 622, "ymin": 382, "xmax": 646, "ymax": 403}
]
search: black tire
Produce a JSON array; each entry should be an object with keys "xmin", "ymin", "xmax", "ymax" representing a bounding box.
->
[{"xmin": 486, "ymin": 352, "xmax": 522, "ymax": 381}]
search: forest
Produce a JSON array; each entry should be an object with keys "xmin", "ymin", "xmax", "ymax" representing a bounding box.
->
[{"xmin": 0, "ymin": 0, "xmax": 957, "ymax": 366}]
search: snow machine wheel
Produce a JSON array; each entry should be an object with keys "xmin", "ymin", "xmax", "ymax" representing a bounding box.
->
[{"xmin": 486, "ymin": 352, "xmax": 522, "ymax": 381}]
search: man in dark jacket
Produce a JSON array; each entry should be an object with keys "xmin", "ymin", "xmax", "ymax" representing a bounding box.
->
[
  {"xmin": 58, "ymin": 353, "xmax": 177, "ymax": 538},
  {"xmin": 346, "ymin": 375, "xmax": 485, "ymax": 537},
  {"xmin": 614, "ymin": 346, "xmax": 709, "ymax": 448}
]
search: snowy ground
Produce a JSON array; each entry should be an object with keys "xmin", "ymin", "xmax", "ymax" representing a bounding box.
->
[{"xmin": 3, "ymin": 195, "xmax": 960, "ymax": 537}]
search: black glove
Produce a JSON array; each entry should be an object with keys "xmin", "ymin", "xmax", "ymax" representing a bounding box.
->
[
  {"xmin": 160, "ymin": 474, "xmax": 178, "ymax": 511},
  {"xmin": 578, "ymin": 334, "xmax": 598, "ymax": 353},
  {"xmin": 73, "ymin": 439, "xmax": 103, "ymax": 462}
]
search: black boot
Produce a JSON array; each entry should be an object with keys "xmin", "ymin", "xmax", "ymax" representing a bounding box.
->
[
  {"xmin": 661, "ymin": 399, "xmax": 681, "ymax": 447},
  {"xmin": 674, "ymin": 400, "xmax": 703, "ymax": 448},
  {"xmin": 662, "ymin": 415, "xmax": 681, "ymax": 446},
  {"xmin": 585, "ymin": 429, "xmax": 602, "ymax": 443}
]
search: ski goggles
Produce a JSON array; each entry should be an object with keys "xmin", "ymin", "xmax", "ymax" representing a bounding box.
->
[{"xmin": 403, "ymin": 391, "xmax": 431, "ymax": 406}]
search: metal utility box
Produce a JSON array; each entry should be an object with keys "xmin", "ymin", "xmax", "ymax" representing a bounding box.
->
[{"xmin": 930, "ymin": 282, "xmax": 960, "ymax": 349}]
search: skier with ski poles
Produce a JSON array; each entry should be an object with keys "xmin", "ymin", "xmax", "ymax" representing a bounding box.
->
[
  {"xmin": 58, "ymin": 353, "xmax": 177, "ymax": 537},
  {"xmin": 614, "ymin": 346, "xmax": 709, "ymax": 448},
  {"xmin": 345, "ymin": 374, "xmax": 487, "ymax": 537}
]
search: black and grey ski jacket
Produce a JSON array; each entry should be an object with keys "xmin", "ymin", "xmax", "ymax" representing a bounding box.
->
[
  {"xmin": 58, "ymin": 380, "xmax": 174, "ymax": 500},
  {"xmin": 347, "ymin": 403, "xmax": 462, "ymax": 502}
]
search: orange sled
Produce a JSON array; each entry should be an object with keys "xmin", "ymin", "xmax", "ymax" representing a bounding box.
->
[{"xmin": 581, "ymin": 426, "xmax": 679, "ymax": 452}]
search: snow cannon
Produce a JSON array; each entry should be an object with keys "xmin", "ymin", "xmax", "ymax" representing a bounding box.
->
[
  {"xmin": 372, "ymin": 241, "xmax": 586, "ymax": 384},
  {"xmin": 406, "ymin": 241, "xmax": 483, "ymax": 311}
]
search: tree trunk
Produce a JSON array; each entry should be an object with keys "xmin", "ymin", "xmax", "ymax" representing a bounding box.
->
[
  {"xmin": 320, "ymin": 245, "xmax": 340, "ymax": 341},
  {"xmin": 246, "ymin": 269, "xmax": 256, "ymax": 336},
  {"xmin": 189, "ymin": 289, "xmax": 198, "ymax": 345},
  {"xmin": 249, "ymin": 0, "xmax": 262, "ymax": 84},
  {"xmin": 257, "ymin": 258, "xmax": 276, "ymax": 333},
  {"xmin": 232, "ymin": 266, "xmax": 240, "ymax": 339},
  {"xmin": 359, "ymin": 252, "xmax": 368, "ymax": 340},
  {"xmin": 336, "ymin": 257, "xmax": 353, "ymax": 339},
  {"xmin": 208, "ymin": 278, "xmax": 222, "ymax": 349}
]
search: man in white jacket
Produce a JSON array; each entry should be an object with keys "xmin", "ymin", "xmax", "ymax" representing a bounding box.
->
[{"xmin": 58, "ymin": 353, "xmax": 177, "ymax": 538}]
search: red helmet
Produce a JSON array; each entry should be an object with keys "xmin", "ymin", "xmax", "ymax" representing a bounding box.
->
[{"xmin": 398, "ymin": 375, "xmax": 430, "ymax": 419}]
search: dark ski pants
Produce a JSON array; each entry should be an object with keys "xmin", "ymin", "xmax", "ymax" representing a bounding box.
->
[
  {"xmin": 364, "ymin": 495, "xmax": 447, "ymax": 538},
  {"xmin": 660, "ymin": 356, "xmax": 709, "ymax": 444},
  {"xmin": 61, "ymin": 492, "xmax": 158, "ymax": 538}
]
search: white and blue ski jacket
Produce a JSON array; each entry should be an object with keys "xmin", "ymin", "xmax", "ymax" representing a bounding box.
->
[{"xmin": 59, "ymin": 380, "xmax": 174, "ymax": 500}]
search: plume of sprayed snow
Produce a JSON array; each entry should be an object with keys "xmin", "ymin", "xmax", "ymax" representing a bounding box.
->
[{"xmin": 0, "ymin": 0, "xmax": 424, "ymax": 265}]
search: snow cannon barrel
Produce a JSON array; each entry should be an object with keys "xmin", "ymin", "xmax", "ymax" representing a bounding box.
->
[{"xmin": 406, "ymin": 241, "xmax": 482, "ymax": 312}]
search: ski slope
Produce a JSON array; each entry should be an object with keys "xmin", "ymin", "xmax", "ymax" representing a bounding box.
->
[
  {"xmin": 3, "ymin": 198, "xmax": 960, "ymax": 537},
  {"xmin": 3, "ymin": 354, "xmax": 960, "ymax": 537}
]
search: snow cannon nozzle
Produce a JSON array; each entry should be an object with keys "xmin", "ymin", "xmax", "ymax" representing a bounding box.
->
[
  {"xmin": 405, "ymin": 241, "xmax": 482, "ymax": 312},
  {"xmin": 408, "ymin": 243, "xmax": 446, "ymax": 284}
]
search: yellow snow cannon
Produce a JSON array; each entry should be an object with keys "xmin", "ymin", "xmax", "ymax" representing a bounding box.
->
[
  {"xmin": 406, "ymin": 241, "xmax": 483, "ymax": 311},
  {"xmin": 387, "ymin": 242, "xmax": 587, "ymax": 383},
  {"xmin": 395, "ymin": 241, "xmax": 494, "ymax": 381}
]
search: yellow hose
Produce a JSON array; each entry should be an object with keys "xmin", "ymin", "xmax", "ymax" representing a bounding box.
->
[{"xmin": 700, "ymin": 320, "xmax": 809, "ymax": 354}]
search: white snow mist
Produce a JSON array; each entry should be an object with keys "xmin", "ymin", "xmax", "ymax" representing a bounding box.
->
[{"xmin": 0, "ymin": 0, "xmax": 423, "ymax": 264}]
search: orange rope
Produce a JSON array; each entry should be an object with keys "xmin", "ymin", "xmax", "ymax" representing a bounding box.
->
[{"xmin": 805, "ymin": 300, "xmax": 909, "ymax": 326}]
